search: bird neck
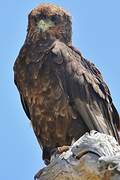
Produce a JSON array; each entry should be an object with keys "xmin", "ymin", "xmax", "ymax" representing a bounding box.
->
[{"xmin": 26, "ymin": 33, "xmax": 57, "ymax": 51}]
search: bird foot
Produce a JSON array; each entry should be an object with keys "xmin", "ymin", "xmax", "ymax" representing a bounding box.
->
[
  {"xmin": 57, "ymin": 145, "xmax": 70, "ymax": 154},
  {"xmin": 51, "ymin": 145, "xmax": 70, "ymax": 157}
]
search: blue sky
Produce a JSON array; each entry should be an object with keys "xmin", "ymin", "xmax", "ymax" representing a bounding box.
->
[{"xmin": 0, "ymin": 0, "xmax": 120, "ymax": 179}]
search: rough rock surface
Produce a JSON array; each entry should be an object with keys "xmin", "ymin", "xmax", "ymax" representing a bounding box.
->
[{"xmin": 35, "ymin": 131, "xmax": 120, "ymax": 180}]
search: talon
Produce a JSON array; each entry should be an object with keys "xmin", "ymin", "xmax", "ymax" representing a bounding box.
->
[{"xmin": 57, "ymin": 145, "xmax": 69, "ymax": 154}]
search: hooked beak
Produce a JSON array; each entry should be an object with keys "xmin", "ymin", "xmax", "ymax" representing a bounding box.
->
[{"xmin": 37, "ymin": 19, "xmax": 55, "ymax": 32}]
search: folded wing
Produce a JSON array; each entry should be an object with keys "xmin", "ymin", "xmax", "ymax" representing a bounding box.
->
[{"xmin": 51, "ymin": 41, "xmax": 120, "ymax": 142}]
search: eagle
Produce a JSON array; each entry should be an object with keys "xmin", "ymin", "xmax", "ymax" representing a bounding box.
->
[{"xmin": 14, "ymin": 4, "xmax": 120, "ymax": 165}]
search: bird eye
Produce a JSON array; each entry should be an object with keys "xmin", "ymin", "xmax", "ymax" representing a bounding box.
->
[
  {"xmin": 50, "ymin": 15, "xmax": 61, "ymax": 25},
  {"xmin": 42, "ymin": 14, "xmax": 47, "ymax": 20},
  {"xmin": 51, "ymin": 16, "xmax": 56, "ymax": 21}
]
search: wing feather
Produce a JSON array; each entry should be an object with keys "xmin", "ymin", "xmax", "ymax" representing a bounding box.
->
[
  {"xmin": 14, "ymin": 79, "xmax": 31, "ymax": 120},
  {"xmin": 14, "ymin": 46, "xmax": 31, "ymax": 121}
]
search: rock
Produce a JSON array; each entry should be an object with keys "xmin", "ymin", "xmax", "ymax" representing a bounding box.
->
[{"xmin": 35, "ymin": 131, "xmax": 120, "ymax": 180}]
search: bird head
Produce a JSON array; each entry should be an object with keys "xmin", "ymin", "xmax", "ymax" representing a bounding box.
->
[{"xmin": 27, "ymin": 4, "xmax": 72, "ymax": 45}]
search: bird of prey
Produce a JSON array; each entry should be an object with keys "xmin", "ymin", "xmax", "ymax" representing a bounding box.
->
[{"xmin": 14, "ymin": 4, "xmax": 120, "ymax": 165}]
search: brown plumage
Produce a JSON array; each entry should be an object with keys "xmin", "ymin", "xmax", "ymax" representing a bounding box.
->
[{"xmin": 14, "ymin": 4, "xmax": 120, "ymax": 164}]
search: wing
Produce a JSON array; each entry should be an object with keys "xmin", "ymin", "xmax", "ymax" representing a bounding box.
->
[
  {"xmin": 14, "ymin": 45, "xmax": 31, "ymax": 120},
  {"xmin": 51, "ymin": 40, "xmax": 120, "ymax": 142},
  {"xmin": 14, "ymin": 77, "xmax": 31, "ymax": 121}
]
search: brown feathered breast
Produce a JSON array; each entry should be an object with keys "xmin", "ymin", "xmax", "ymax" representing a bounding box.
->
[{"xmin": 14, "ymin": 42, "xmax": 82, "ymax": 162}]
